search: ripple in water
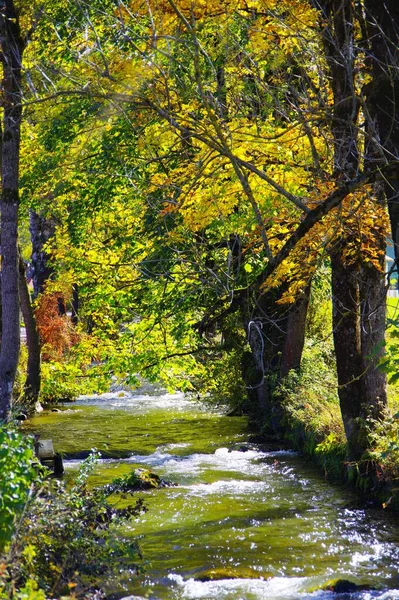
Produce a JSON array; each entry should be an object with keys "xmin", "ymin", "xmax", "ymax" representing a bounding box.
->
[
  {"xmin": 164, "ymin": 574, "xmax": 399, "ymax": 600},
  {"xmin": 36, "ymin": 389, "xmax": 399, "ymax": 600},
  {"xmin": 75, "ymin": 390, "xmax": 202, "ymax": 413}
]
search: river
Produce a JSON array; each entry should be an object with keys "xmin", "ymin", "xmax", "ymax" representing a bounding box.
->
[{"xmin": 24, "ymin": 385, "xmax": 399, "ymax": 600}]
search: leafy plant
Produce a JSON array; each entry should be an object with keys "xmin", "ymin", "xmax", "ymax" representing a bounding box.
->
[
  {"xmin": 366, "ymin": 412, "xmax": 399, "ymax": 481},
  {"xmin": 0, "ymin": 428, "xmax": 38, "ymax": 552},
  {"xmin": 105, "ymin": 467, "xmax": 172, "ymax": 494},
  {"xmin": 39, "ymin": 359, "xmax": 110, "ymax": 404},
  {"xmin": 1, "ymin": 452, "xmax": 146, "ymax": 599},
  {"xmin": 35, "ymin": 292, "xmax": 79, "ymax": 361},
  {"xmin": 380, "ymin": 314, "xmax": 399, "ymax": 386}
]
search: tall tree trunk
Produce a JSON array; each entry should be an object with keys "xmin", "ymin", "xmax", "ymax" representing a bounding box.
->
[
  {"xmin": 316, "ymin": 0, "xmax": 388, "ymax": 459},
  {"xmin": 280, "ymin": 285, "xmax": 310, "ymax": 379},
  {"xmin": 18, "ymin": 255, "xmax": 41, "ymax": 413},
  {"xmin": 330, "ymin": 249, "xmax": 363, "ymax": 459},
  {"xmin": 0, "ymin": 2, "xmax": 25, "ymax": 421},
  {"xmin": 363, "ymin": 1, "xmax": 399, "ymax": 260},
  {"xmin": 331, "ymin": 246, "xmax": 387, "ymax": 460},
  {"xmin": 29, "ymin": 210, "xmax": 56, "ymax": 298},
  {"xmin": 320, "ymin": 0, "xmax": 363, "ymax": 458}
]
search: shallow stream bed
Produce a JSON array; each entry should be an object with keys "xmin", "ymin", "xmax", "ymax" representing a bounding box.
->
[{"xmin": 24, "ymin": 387, "xmax": 399, "ymax": 600}]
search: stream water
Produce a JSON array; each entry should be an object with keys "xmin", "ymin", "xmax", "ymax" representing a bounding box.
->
[{"xmin": 24, "ymin": 386, "xmax": 399, "ymax": 600}]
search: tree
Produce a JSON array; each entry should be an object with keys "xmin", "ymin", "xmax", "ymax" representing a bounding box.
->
[
  {"xmin": 7, "ymin": 0, "xmax": 396, "ymax": 462},
  {"xmin": 363, "ymin": 1, "xmax": 399, "ymax": 258},
  {"xmin": 116, "ymin": 0, "xmax": 390, "ymax": 448},
  {"xmin": 18, "ymin": 253, "xmax": 41, "ymax": 411},
  {"xmin": 311, "ymin": 0, "xmax": 388, "ymax": 459},
  {"xmin": 29, "ymin": 210, "xmax": 56, "ymax": 298},
  {"xmin": 0, "ymin": 0, "xmax": 26, "ymax": 420}
]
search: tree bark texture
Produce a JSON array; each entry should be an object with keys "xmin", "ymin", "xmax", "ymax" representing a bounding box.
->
[
  {"xmin": 363, "ymin": 1, "xmax": 399, "ymax": 261},
  {"xmin": 0, "ymin": 1, "xmax": 25, "ymax": 421},
  {"xmin": 241, "ymin": 288, "xmax": 308, "ymax": 432},
  {"xmin": 280, "ymin": 286, "xmax": 310, "ymax": 379},
  {"xmin": 359, "ymin": 249, "xmax": 387, "ymax": 425},
  {"xmin": 330, "ymin": 249, "xmax": 363, "ymax": 459},
  {"xmin": 29, "ymin": 210, "xmax": 56, "ymax": 298},
  {"xmin": 318, "ymin": 0, "xmax": 359, "ymax": 178},
  {"xmin": 18, "ymin": 255, "xmax": 41, "ymax": 412},
  {"xmin": 331, "ymin": 248, "xmax": 387, "ymax": 460},
  {"xmin": 321, "ymin": 0, "xmax": 364, "ymax": 458}
]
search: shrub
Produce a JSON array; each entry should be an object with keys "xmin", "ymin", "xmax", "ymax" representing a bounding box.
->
[
  {"xmin": 1, "ymin": 447, "xmax": 145, "ymax": 599},
  {"xmin": 273, "ymin": 337, "xmax": 347, "ymax": 479},
  {"xmin": 35, "ymin": 292, "xmax": 79, "ymax": 361},
  {"xmin": 366, "ymin": 411, "xmax": 399, "ymax": 483},
  {"xmin": 0, "ymin": 428, "xmax": 38, "ymax": 552}
]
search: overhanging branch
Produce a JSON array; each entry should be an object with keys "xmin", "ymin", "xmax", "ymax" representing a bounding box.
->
[{"xmin": 196, "ymin": 161, "xmax": 399, "ymax": 332}]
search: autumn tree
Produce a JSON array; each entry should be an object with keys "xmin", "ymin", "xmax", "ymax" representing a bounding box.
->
[
  {"xmin": 109, "ymin": 0, "xmax": 398, "ymax": 458},
  {"xmin": 0, "ymin": 0, "xmax": 123, "ymax": 414},
  {"xmin": 10, "ymin": 0, "xmax": 398, "ymax": 462},
  {"xmin": 308, "ymin": 0, "xmax": 388, "ymax": 459}
]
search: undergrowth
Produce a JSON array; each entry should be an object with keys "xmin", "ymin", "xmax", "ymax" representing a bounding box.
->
[
  {"xmin": 274, "ymin": 332, "xmax": 399, "ymax": 505},
  {"xmin": 0, "ymin": 432, "xmax": 145, "ymax": 599},
  {"xmin": 275, "ymin": 337, "xmax": 347, "ymax": 480}
]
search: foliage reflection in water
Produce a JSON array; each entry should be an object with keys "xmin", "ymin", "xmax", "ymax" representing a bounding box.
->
[{"xmin": 24, "ymin": 388, "xmax": 399, "ymax": 600}]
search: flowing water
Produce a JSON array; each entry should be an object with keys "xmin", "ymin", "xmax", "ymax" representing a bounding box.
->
[{"xmin": 24, "ymin": 386, "xmax": 399, "ymax": 600}]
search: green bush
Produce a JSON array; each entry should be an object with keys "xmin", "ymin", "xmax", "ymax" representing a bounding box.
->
[
  {"xmin": 273, "ymin": 337, "xmax": 347, "ymax": 479},
  {"xmin": 0, "ymin": 427, "xmax": 38, "ymax": 552},
  {"xmin": 0, "ymin": 447, "xmax": 145, "ymax": 599},
  {"xmin": 39, "ymin": 361, "xmax": 111, "ymax": 404},
  {"xmin": 366, "ymin": 411, "xmax": 399, "ymax": 482},
  {"xmin": 198, "ymin": 346, "xmax": 247, "ymax": 412}
]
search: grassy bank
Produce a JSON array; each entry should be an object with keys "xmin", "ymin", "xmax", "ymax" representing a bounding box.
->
[{"xmin": 271, "ymin": 332, "xmax": 399, "ymax": 510}]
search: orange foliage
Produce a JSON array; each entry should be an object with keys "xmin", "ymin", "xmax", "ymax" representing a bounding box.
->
[{"xmin": 35, "ymin": 293, "xmax": 79, "ymax": 361}]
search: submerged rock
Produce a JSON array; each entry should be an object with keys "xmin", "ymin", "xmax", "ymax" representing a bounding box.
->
[
  {"xmin": 228, "ymin": 442, "xmax": 258, "ymax": 452},
  {"xmin": 322, "ymin": 579, "xmax": 369, "ymax": 593},
  {"xmin": 64, "ymin": 449, "xmax": 133, "ymax": 460},
  {"xmin": 194, "ymin": 568, "xmax": 268, "ymax": 582},
  {"xmin": 105, "ymin": 468, "xmax": 176, "ymax": 494}
]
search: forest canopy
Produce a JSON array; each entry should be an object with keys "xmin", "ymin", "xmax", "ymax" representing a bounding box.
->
[{"xmin": 0, "ymin": 0, "xmax": 399, "ymax": 464}]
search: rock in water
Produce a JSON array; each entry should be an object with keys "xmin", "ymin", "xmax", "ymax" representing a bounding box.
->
[
  {"xmin": 105, "ymin": 468, "xmax": 175, "ymax": 494},
  {"xmin": 195, "ymin": 568, "xmax": 268, "ymax": 582},
  {"xmin": 323, "ymin": 579, "xmax": 361, "ymax": 593}
]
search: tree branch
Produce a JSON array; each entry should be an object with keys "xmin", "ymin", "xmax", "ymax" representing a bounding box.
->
[{"xmin": 196, "ymin": 161, "xmax": 399, "ymax": 332}]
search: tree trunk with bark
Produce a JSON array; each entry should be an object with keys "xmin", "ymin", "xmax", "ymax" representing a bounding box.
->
[
  {"xmin": 330, "ymin": 249, "xmax": 363, "ymax": 458},
  {"xmin": 331, "ymin": 246, "xmax": 387, "ymax": 460},
  {"xmin": 29, "ymin": 210, "xmax": 56, "ymax": 298},
  {"xmin": 0, "ymin": 1, "xmax": 25, "ymax": 421},
  {"xmin": 316, "ymin": 0, "xmax": 388, "ymax": 459},
  {"xmin": 359, "ymin": 241, "xmax": 387, "ymax": 426},
  {"xmin": 321, "ymin": 0, "xmax": 364, "ymax": 458},
  {"xmin": 241, "ymin": 286, "xmax": 309, "ymax": 432},
  {"xmin": 18, "ymin": 255, "xmax": 41, "ymax": 413},
  {"xmin": 363, "ymin": 0, "xmax": 399, "ymax": 272},
  {"xmin": 280, "ymin": 286, "xmax": 310, "ymax": 379}
]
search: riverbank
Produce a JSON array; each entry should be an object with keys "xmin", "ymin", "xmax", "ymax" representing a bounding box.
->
[{"xmin": 261, "ymin": 345, "xmax": 399, "ymax": 511}]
